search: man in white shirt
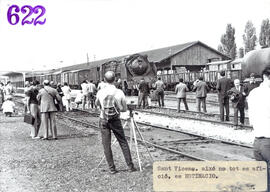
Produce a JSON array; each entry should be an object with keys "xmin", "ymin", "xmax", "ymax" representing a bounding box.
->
[
  {"xmin": 95, "ymin": 71, "xmax": 136, "ymax": 174},
  {"xmin": 87, "ymin": 80, "xmax": 96, "ymax": 108},
  {"xmin": 97, "ymin": 79, "xmax": 107, "ymax": 91},
  {"xmin": 81, "ymin": 80, "xmax": 89, "ymax": 110},
  {"xmin": 248, "ymin": 65, "xmax": 270, "ymax": 189}
]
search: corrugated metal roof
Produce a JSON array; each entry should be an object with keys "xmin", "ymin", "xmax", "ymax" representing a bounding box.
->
[
  {"xmin": 140, "ymin": 41, "xmax": 230, "ymax": 62},
  {"xmin": 139, "ymin": 41, "xmax": 197, "ymax": 62}
]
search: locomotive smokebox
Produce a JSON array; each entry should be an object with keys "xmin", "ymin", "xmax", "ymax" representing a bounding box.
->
[
  {"xmin": 242, "ymin": 48, "xmax": 270, "ymax": 79},
  {"xmin": 125, "ymin": 54, "xmax": 157, "ymax": 82}
]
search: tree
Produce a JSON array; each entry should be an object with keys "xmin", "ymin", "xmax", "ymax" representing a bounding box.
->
[
  {"xmin": 218, "ymin": 24, "xmax": 237, "ymax": 59},
  {"xmin": 238, "ymin": 47, "xmax": 244, "ymax": 58},
  {"xmin": 243, "ymin": 20, "xmax": 257, "ymax": 53},
  {"xmin": 259, "ymin": 18, "xmax": 270, "ymax": 48},
  {"xmin": 217, "ymin": 45, "xmax": 223, "ymax": 53}
]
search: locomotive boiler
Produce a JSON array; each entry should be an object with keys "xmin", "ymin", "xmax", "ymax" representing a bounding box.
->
[{"xmin": 242, "ymin": 48, "xmax": 270, "ymax": 79}]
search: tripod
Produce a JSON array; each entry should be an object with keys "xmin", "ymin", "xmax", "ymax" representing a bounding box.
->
[{"xmin": 97, "ymin": 108, "xmax": 153, "ymax": 172}]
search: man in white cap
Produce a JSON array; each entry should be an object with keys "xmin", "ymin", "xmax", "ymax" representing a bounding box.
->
[
  {"xmin": 95, "ymin": 71, "xmax": 136, "ymax": 174},
  {"xmin": 37, "ymin": 80, "xmax": 61, "ymax": 140}
]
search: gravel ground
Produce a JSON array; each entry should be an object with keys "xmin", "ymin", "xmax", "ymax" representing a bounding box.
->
[
  {"xmin": 0, "ymin": 113, "xmax": 153, "ymax": 192},
  {"xmin": 133, "ymin": 111, "xmax": 255, "ymax": 146}
]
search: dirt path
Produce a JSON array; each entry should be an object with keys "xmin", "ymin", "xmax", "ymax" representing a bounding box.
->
[{"xmin": 0, "ymin": 114, "xmax": 153, "ymax": 192}]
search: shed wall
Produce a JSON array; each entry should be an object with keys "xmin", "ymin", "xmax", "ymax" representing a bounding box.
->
[{"xmin": 170, "ymin": 44, "xmax": 225, "ymax": 69}]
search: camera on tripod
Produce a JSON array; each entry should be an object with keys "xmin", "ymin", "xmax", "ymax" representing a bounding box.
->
[{"xmin": 127, "ymin": 101, "xmax": 137, "ymax": 111}]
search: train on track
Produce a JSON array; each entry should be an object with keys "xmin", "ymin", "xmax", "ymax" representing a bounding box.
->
[
  {"xmin": 158, "ymin": 48, "xmax": 270, "ymax": 90},
  {"xmin": 29, "ymin": 54, "xmax": 157, "ymax": 93},
  {"xmin": 4, "ymin": 47, "xmax": 270, "ymax": 93}
]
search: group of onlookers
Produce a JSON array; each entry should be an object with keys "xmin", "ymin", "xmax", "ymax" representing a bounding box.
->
[
  {"xmin": 172, "ymin": 70, "xmax": 259, "ymax": 128},
  {"xmin": 21, "ymin": 80, "xmax": 78, "ymax": 140},
  {"xmin": 1, "ymin": 66, "xmax": 269, "ymax": 177},
  {"xmin": 216, "ymin": 71, "xmax": 258, "ymax": 128},
  {"xmin": 174, "ymin": 76, "xmax": 210, "ymax": 113},
  {"xmin": 21, "ymin": 80, "xmax": 61, "ymax": 140},
  {"xmin": 136, "ymin": 77, "xmax": 166, "ymax": 109},
  {"xmin": 79, "ymin": 80, "xmax": 97, "ymax": 110}
]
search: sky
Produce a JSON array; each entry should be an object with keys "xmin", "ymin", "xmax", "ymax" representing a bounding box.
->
[{"xmin": 0, "ymin": 0, "xmax": 269, "ymax": 72}]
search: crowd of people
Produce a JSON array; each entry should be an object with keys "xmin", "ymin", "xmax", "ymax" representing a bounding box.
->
[
  {"xmin": 0, "ymin": 71, "xmax": 260, "ymax": 130},
  {"xmin": 135, "ymin": 70, "xmax": 259, "ymax": 129},
  {"xmin": 1, "ymin": 65, "xmax": 269, "ymax": 176}
]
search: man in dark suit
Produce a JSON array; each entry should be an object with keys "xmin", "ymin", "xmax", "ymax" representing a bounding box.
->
[
  {"xmin": 37, "ymin": 80, "xmax": 62, "ymax": 140},
  {"xmin": 228, "ymin": 79, "xmax": 248, "ymax": 128},
  {"xmin": 193, "ymin": 77, "xmax": 209, "ymax": 113},
  {"xmin": 138, "ymin": 78, "xmax": 149, "ymax": 109},
  {"xmin": 216, "ymin": 70, "xmax": 232, "ymax": 121}
]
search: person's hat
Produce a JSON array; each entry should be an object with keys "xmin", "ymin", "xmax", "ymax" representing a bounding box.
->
[{"xmin": 250, "ymin": 73, "xmax": 255, "ymax": 77}]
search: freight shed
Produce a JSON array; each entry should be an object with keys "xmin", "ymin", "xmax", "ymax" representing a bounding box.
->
[{"xmin": 145, "ymin": 41, "xmax": 230, "ymax": 73}]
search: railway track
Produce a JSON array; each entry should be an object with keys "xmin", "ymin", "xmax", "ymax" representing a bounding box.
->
[
  {"xmin": 127, "ymin": 95, "xmax": 251, "ymax": 125},
  {"xmin": 165, "ymin": 95, "xmax": 220, "ymax": 106},
  {"xmin": 14, "ymin": 94, "xmax": 252, "ymax": 140},
  {"xmin": 13, "ymin": 95, "xmax": 254, "ymax": 161},
  {"xmin": 78, "ymin": 108, "xmax": 253, "ymax": 148},
  {"xmin": 136, "ymin": 107, "xmax": 252, "ymax": 129},
  {"xmin": 56, "ymin": 112, "xmax": 206, "ymax": 161},
  {"xmin": 57, "ymin": 109, "xmax": 254, "ymax": 162}
]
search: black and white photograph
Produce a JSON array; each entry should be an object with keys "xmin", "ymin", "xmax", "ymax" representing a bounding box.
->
[{"xmin": 0, "ymin": 0, "xmax": 270, "ymax": 191}]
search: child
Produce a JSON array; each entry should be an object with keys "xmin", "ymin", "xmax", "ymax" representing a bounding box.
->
[
  {"xmin": 2, "ymin": 96, "xmax": 15, "ymax": 117},
  {"xmin": 75, "ymin": 91, "xmax": 83, "ymax": 109}
]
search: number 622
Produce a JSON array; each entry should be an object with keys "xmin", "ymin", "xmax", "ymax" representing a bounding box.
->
[{"xmin": 7, "ymin": 5, "xmax": 46, "ymax": 26}]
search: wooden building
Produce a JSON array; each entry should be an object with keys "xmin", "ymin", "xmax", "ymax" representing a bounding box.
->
[{"xmin": 140, "ymin": 41, "xmax": 230, "ymax": 73}]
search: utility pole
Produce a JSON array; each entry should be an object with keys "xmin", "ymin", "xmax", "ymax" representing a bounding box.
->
[{"xmin": 87, "ymin": 53, "xmax": 89, "ymax": 66}]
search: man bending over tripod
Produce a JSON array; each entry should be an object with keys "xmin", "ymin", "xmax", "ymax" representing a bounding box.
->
[{"xmin": 95, "ymin": 71, "xmax": 136, "ymax": 174}]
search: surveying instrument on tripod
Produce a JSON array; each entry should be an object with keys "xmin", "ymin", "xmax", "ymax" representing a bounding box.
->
[
  {"xmin": 122, "ymin": 102, "xmax": 153, "ymax": 171},
  {"xmin": 97, "ymin": 101, "xmax": 153, "ymax": 172}
]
